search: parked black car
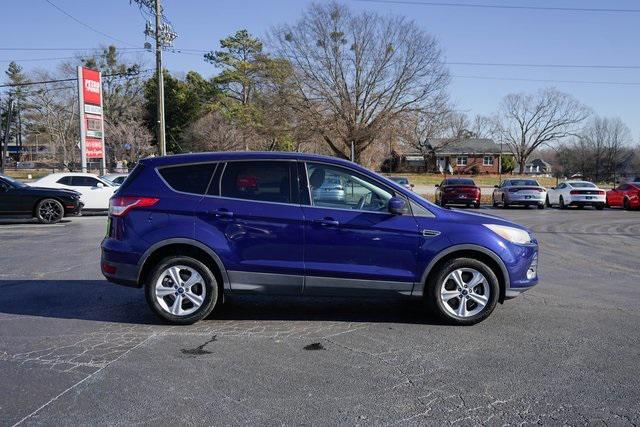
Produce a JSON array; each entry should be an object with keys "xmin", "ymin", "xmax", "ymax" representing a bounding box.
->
[{"xmin": 0, "ymin": 175, "xmax": 83, "ymax": 223}]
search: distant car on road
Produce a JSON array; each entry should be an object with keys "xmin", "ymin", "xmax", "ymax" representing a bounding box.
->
[
  {"xmin": 606, "ymin": 182, "xmax": 640, "ymax": 210},
  {"xmin": 311, "ymin": 174, "xmax": 346, "ymax": 202},
  {"xmin": 546, "ymin": 181, "xmax": 606, "ymax": 210},
  {"xmin": 0, "ymin": 174, "xmax": 82, "ymax": 223},
  {"xmin": 388, "ymin": 176, "xmax": 414, "ymax": 191},
  {"xmin": 31, "ymin": 173, "xmax": 116, "ymax": 211},
  {"xmin": 100, "ymin": 173, "xmax": 128, "ymax": 186},
  {"xmin": 435, "ymin": 178, "xmax": 480, "ymax": 208},
  {"xmin": 492, "ymin": 179, "xmax": 546, "ymax": 209}
]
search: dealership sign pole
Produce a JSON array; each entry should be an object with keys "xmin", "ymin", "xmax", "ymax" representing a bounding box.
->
[{"xmin": 77, "ymin": 66, "xmax": 106, "ymax": 173}]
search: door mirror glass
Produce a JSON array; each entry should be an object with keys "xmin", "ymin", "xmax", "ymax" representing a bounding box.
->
[
  {"xmin": 494, "ymin": 185, "xmax": 499, "ymax": 188},
  {"xmin": 434, "ymin": 184, "xmax": 439, "ymax": 188},
  {"xmin": 550, "ymin": 187, "xmax": 555, "ymax": 190},
  {"xmin": 96, "ymin": 182, "xmax": 104, "ymax": 188},
  {"xmin": 388, "ymin": 197, "xmax": 406, "ymax": 215}
]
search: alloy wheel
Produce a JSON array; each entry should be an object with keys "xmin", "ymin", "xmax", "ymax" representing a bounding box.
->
[
  {"xmin": 439, "ymin": 268, "xmax": 490, "ymax": 318},
  {"xmin": 155, "ymin": 265, "xmax": 207, "ymax": 316},
  {"xmin": 38, "ymin": 200, "xmax": 63, "ymax": 223}
]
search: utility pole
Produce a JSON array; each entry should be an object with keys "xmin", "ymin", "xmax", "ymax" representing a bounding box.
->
[
  {"xmin": 1, "ymin": 98, "xmax": 14, "ymax": 174},
  {"xmin": 154, "ymin": 0, "xmax": 166, "ymax": 157},
  {"xmin": 132, "ymin": 0, "xmax": 176, "ymax": 157}
]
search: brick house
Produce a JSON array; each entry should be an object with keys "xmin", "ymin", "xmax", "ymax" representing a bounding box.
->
[{"xmin": 397, "ymin": 138, "xmax": 510, "ymax": 174}]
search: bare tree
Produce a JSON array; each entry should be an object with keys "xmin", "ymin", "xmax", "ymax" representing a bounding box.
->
[
  {"xmin": 23, "ymin": 71, "xmax": 79, "ymax": 169},
  {"xmin": 181, "ymin": 111, "xmax": 249, "ymax": 153},
  {"xmin": 104, "ymin": 118, "xmax": 154, "ymax": 165},
  {"xmin": 271, "ymin": 2, "xmax": 449, "ymax": 163},
  {"xmin": 495, "ymin": 88, "xmax": 590, "ymax": 173}
]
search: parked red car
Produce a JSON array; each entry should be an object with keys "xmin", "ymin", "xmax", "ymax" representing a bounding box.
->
[
  {"xmin": 435, "ymin": 178, "xmax": 481, "ymax": 208},
  {"xmin": 606, "ymin": 182, "xmax": 640, "ymax": 210}
]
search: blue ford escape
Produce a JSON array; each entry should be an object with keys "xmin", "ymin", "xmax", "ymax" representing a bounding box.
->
[{"xmin": 101, "ymin": 152, "xmax": 538, "ymax": 325}]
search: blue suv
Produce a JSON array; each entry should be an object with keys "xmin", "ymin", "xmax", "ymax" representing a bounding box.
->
[{"xmin": 101, "ymin": 152, "xmax": 538, "ymax": 325}]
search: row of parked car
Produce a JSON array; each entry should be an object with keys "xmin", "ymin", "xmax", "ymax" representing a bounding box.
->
[
  {"xmin": 1, "ymin": 169, "xmax": 638, "ymax": 225},
  {"xmin": 433, "ymin": 177, "xmax": 640, "ymax": 211},
  {"xmin": 0, "ymin": 172, "xmax": 128, "ymax": 223}
]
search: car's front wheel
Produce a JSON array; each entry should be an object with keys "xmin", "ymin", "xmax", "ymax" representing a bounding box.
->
[
  {"xmin": 35, "ymin": 198, "xmax": 64, "ymax": 224},
  {"xmin": 425, "ymin": 258, "xmax": 499, "ymax": 325},
  {"xmin": 145, "ymin": 256, "xmax": 219, "ymax": 324}
]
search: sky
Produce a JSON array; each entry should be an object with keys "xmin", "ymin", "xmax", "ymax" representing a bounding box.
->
[{"xmin": 2, "ymin": 0, "xmax": 639, "ymax": 140}]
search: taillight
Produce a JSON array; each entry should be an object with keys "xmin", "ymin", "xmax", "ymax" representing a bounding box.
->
[
  {"xmin": 570, "ymin": 190, "xmax": 579, "ymax": 195},
  {"xmin": 599, "ymin": 190, "xmax": 606, "ymax": 195},
  {"xmin": 109, "ymin": 196, "xmax": 159, "ymax": 217}
]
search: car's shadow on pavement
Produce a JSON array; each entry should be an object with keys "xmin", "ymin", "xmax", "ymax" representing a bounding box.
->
[{"xmin": 0, "ymin": 279, "xmax": 446, "ymax": 326}]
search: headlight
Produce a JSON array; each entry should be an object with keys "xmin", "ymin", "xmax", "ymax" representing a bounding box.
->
[{"xmin": 484, "ymin": 224, "xmax": 532, "ymax": 244}]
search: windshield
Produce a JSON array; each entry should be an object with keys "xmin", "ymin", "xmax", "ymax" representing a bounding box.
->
[
  {"xmin": 0, "ymin": 175, "xmax": 28, "ymax": 188},
  {"xmin": 391, "ymin": 177, "xmax": 408, "ymax": 184},
  {"xmin": 570, "ymin": 182, "xmax": 596, "ymax": 188},
  {"xmin": 506, "ymin": 180, "xmax": 539, "ymax": 187}
]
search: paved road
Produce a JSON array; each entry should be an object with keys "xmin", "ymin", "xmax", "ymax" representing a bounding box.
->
[{"xmin": 1, "ymin": 208, "xmax": 639, "ymax": 425}]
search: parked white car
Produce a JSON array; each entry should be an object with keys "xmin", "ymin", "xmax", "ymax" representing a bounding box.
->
[
  {"xmin": 30, "ymin": 173, "xmax": 116, "ymax": 210},
  {"xmin": 546, "ymin": 180, "xmax": 606, "ymax": 210},
  {"xmin": 100, "ymin": 173, "xmax": 128, "ymax": 186}
]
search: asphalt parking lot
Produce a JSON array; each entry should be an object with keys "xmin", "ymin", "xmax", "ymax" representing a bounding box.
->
[{"xmin": 1, "ymin": 208, "xmax": 639, "ymax": 425}]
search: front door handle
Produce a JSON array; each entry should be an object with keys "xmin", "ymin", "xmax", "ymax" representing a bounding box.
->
[
  {"xmin": 210, "ymin": 209, "xmax": 234, "ymax": 218},
  {"xmin": 313, "ymin": 218, "xmax": 339, "ymax": 227}
]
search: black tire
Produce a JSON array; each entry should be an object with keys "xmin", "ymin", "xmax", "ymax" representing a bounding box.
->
[
  {"xmin": 596, "ymin": 203, "xmax": 605, "ymax": 211},
  {"xmin": 473, "ymin": 202, "xmax": 480, "ymax": 209},
  {"xmin": 492, "ymin": 198, "xmax": 499, "ymax": 208},
  {"xmin": 559, "ymin": 196, "xmax": 567, "ymax": 210},
  {"xmin": 502, "ymin": 196, "xmax": 509, "ymax": 209},
  {"xmin": 145, "ymin": 256, "xmax": 219, "ymax": 325},
  {"xmin": 537, "ymin": 203, "xmax": 545, "ymax": 210},
  {"xmin": 425, "ymin": 258, "xmax": 500, "ymax": 325},
  {"xmin": 35, "ymin": 198, "xmax": 64, "ymax": 224},
  {"xmin": 623, "ymin": 198, "xmax": 630, "ymax": 211},
  {"xmin": 545, "ymin": 195, "xmax": 551, "ymax": 208}
]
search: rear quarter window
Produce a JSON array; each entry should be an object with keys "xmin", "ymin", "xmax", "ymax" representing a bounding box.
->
[{"xmin": 158, "ymin": 163, "xmax": 217, "ymax": 195}]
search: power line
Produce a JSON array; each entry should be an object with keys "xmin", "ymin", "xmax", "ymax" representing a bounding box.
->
[
  {"xmin": 0, "ymin": 50, "xmax": 150, "ymax": 64},
  {"xmin": 352, "ymin": 0, "xmax": 640, "ymax": 13},
  {"xmin": 43, "ymin": 0, "xmax": 137, "ymax": 47},
  {"xmin": 447, "ymin": 61, "xmax": 640, "ymax": 70},
  {"xmin": 0, "ymin": 70, "xmax": 152, "ymax": 88},
  {"xmin": 451, "ymin": 74, "xmax": 640, "ymax": 86},
  {"xmin": 0, "ymin": 47, "xmax": 143, "ymax": 51}
]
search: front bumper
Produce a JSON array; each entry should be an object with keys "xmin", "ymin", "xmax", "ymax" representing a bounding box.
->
[{"xmin": 64, "ymin": 201, "xmax": 83, "ymax": 216}]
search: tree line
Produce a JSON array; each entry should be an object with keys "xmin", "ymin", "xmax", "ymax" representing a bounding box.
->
[{"xmin": 1, "ymin": 2, "xmax": 638, "ymax": 182}]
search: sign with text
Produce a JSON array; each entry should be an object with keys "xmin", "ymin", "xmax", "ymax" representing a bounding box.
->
[{"xmin": 77, "ymin": 67, "xmax": 105, "ymax": 169}]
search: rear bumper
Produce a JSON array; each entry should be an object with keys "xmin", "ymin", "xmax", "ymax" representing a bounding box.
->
[
  {"xmin": 506, "ymin": 195, "xmax": 545, "ymax": 205},
  {"xmin": 101, "ymin": 256, "xmax": 140, "ymax": 287},
  {"xmin": 442, "ymin": 196, "xmax": 480, "ymax": 204}
]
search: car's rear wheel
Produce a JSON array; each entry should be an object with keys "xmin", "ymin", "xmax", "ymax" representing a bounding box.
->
[
  {"xmin": 502, "ymin": 196, "xmax": 509, "ymax": 209},
  {"xmin": 537, "ymin": 203, "xmax": 545, "ymax": 210},
  {"xmin": 425, "ymin": 258, "xmax": 499, "ymax": 325},
  {"xmin": 596, "ymin": 203, "xmax": 605, "ymax": 211},
  {"xmin": 559, "ymin": 196, "xmax": 567, "ymax": 209},
  {"xmin": 145, "ymin": 256, "xmax": 219, "ymax": 325},
  {"xmin": 35, "ymin": 198, "xmax": 64, "ymax": 224},
  {"xmin": 623, "ymin": 198, "xmax": 630, "ymax": 210},
  {"xmin": 545, "ymin": 195, "xmax": 551, "ymax": 208},
  {"xmin": 473, "ymin": 202, "xmax": 480, "ymax": 209}
]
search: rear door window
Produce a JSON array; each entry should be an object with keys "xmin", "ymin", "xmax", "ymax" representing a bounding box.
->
[
  {"xmin": 56, "ymin": 176, "xmax": 73, "ymax": 185},
  {"xmin": 159, "ymin": 163, "xmax": 217, "ymax": 195},
  {"xmin": 220, "ymin": 161, "xmax": 292, "ymax": 203}
]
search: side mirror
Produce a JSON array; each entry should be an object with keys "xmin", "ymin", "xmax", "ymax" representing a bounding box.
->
[
  {"xmin": 96, "ymin": 182, "xmax": 104, "ymax": 188},
  {"xmin": 494, "ymin": 185, "xmax": 499, "ymax": 188},
  {"xmin": 410, "ymin": 183, "xmax": 415, "ymax": 188},
  {"xmin": 435, "ymin": 184, "xmax": 439, "ymax": 188},
  {"xmin": 550, "ymin": 187, "xmax": 555, "ymax": 190},
  {"xmin": 388, "ymin": 197, "xmax": 406, "ymax": 215}
]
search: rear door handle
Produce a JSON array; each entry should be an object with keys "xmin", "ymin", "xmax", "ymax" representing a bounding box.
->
[
  {"xmin": 313, "ymin": 218, "xmax": 340, "ymax": 227},
  {"xmin": 210, "ymin": 209, "xmax": 234, "ymax": 218}
]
